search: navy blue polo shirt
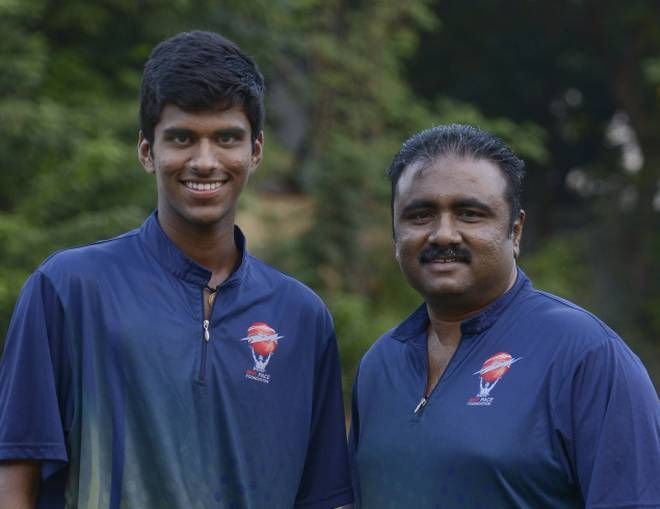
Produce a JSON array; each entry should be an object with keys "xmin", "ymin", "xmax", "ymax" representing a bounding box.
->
[
  {"xmin": 0, "ymin": 212, "xmax": 352, "ymax": 508},
  {"xmin": 350, "ymin": 270, "xmax": 660, "ymax": 508}
]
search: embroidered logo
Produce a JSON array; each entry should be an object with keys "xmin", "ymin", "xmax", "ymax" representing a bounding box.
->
[
  {"xmin": 241, "ymin": 322, "xmax": 284, "ymax": 383},
  {"xmin": 467, "ymin": 352, "xmax": 521, "ymax": 406}
]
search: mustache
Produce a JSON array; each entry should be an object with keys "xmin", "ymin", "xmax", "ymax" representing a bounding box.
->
[{"xmin": 419, "ymin": 244, "xmax": 471, "ymax": 264}]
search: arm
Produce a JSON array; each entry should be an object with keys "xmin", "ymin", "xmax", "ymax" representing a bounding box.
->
[
  {"xmin": 0, "ymin": 272, "xmax": 70, "ymax": 503},
  {"xmin": 295, "ymin": 329, "xmax": 353, "ymax": 508},
  {"xmin": 554, "ymin": 338, "xmax": 660, "ymax": 508},
  {"xmin": 0, "ymin": 460, "xmax": 40, "ymax": 509},
  {"xmin": 347, "ymin": 366, "xmax": 361, "ymax": 509}
]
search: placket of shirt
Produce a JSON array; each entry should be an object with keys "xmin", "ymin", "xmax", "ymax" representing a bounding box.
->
[
  {"xmin": 411, "ymin": 330, "xmax": 479, "ymax": 419},
  {"xmin": 196, "ymin": 277, "xmax": 242, "ymax": 384},
  {"xmin": 197, "ymin": 286, "xmax": 218, "ymax": 384}
]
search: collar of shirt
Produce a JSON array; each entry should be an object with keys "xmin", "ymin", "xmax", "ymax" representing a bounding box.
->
[
  {"xmin": 138, "ymin": 210, "xmax": 251, "ymax": 289},
  {"xmin": 390, "ymin": 268, "xmax": 531, "ymax": 342}
]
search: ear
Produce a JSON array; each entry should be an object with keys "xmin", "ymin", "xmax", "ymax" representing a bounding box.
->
[
  {"xmin": 248, "ymin": 131, "xmax": 264, "ymax": 177},
  {"xmin": 391, "ymin": 195, "xmax": 401, "ymax": 263},
  {"xmin": 137, "ymin": 131, "xmax": 155, "ymax": 174},
  {"xmin": 393, "ymin": 235, "xmax": 401, "ymax": 263},
  {"xmin": 511, "ymin": 210, "xmax": 525, "ymax": 259}
]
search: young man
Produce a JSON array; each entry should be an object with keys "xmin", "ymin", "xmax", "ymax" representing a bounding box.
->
[
  {"xmin": 0, "ymin": 31, "xmax": 353, "ymax": 508},
  {"xmin": 349, "ymin": 124, "xmax": 660, "ymax": 508}
]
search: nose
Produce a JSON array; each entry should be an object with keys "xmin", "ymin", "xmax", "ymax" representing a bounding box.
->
[
  {"xmin": 428, "ymin": 213, "xmax": 462, "ymax": 245},
  {"xmin": 190, "ymin": 139, "xmax": 219, "ymax": 174}
]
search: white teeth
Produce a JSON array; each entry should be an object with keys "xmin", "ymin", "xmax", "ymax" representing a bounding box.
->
[{"xmin": 184, "ymin": 181, "xmax": 224, "ymax": 191}]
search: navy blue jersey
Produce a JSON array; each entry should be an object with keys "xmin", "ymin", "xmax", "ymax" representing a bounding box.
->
[
  {"xmin": 0, "ymin": 212, "xmax": 352, "ymax": 508},
  {"xmin": 350, "ymin": 271, "xmax": 660, "ymax": 508}
]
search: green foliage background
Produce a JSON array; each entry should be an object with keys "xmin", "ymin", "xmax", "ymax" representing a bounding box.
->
[{"xmin": 1, "ymin": 0, "xmax": 658, "ymax": 401}]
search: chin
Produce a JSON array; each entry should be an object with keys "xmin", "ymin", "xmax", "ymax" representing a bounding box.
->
[
  {"xmin": 426, "ymin": 286, "xmax": 468, "ymax": 300},
  {"xmin": 182, "ymin": 207, "xmax": 232, "ymax": 228},
  {"xmin": 426, "ymin": 273, "xmax": 468, "ymax": 291},
  {"xmin": 413, "ymin": 280, "xmax": 468, "ymax": 300}
]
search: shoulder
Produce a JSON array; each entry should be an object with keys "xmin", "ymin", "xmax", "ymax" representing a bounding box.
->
[
  {"xmin": 513, "ymin": 285, "xmax": 619, "ymax": 349},
  {"xmin": 357, "ymin": 325, "xmax": 404, "ymax": 376},
  {"xmin": 513, "ymin": 285, "xmax": 651, "ymax": 385},
  {"xmin": 245, "ymin": 254, "xmax": 333, "ymax": 327},
  {"xmin": 247, "ymin": 255, "xmax": 327, "ymax": 306},
  {"xmin": 36, "ymin": 228, "xmax": 141, "ymax": 287},
  {"xmin": 357, "ymin": 304, "xmax": 426, "ymax": 375}
]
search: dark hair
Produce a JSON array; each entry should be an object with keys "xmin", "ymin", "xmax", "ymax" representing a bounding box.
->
[
  {"xmin": 387, "ymin": 124, "xmax": 525, "ymax": 233},
  {"xmin": 139, "ymin": 30, "xmax": 265, "ymax": 148}
]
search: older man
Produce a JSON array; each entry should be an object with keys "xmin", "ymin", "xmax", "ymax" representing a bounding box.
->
[{"xmin": 350, "ymin": 124, "xmax": 660, "ymax": 508}]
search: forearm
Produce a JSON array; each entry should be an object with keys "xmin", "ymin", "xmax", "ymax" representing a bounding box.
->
[{"xmin": 0, "ymin": 460, "xmax": 40, "ymax": 509}]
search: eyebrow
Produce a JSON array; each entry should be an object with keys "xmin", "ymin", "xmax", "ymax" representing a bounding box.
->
[
  {"xmin": 452, "ymin": 197, "xmax": 494, "ymax": 214},
  {"xmin": 162, "ymin": 127, "xmax": 193, "ymax": 138},
  {"xmin": 161, "ymin": 126, "xmax": 248, "ymax": 138},
  {"xmin": 213, "ymin": 126, "xmax": 248, "ymax": 137},
  {"xmin": 399, "ymin": 197, "xmax": 495, "ymax": 216},
  {"xmin": 399, "ymin": 199, "xmax": 436, "ymax": 216}
]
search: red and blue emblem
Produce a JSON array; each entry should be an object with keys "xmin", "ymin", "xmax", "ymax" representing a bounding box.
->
[
  {"xmin": 241, "ymin": 322, "xmax": 284, "ymax": 383},
  {"xmin": 467, "ymin": 352, "xmax": 521, "ymax": 406}
]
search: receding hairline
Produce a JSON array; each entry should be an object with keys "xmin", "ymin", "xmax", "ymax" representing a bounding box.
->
[{"xmin": 393, "ymin": 152, "xmax": 513, "ymax": 197}]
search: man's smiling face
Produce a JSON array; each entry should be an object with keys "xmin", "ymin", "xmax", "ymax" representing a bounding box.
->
[
  {"xmin": 138, "ymin": 102, "xmax": 263, "ymax": 235},
  {"xmin": 393, "ymin": 154, "xmax": 524, "ymax": 315}
]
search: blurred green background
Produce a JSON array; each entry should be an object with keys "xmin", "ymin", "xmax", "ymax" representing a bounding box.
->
[{"xmin": 1, "ymin": 0, "xmax": 659, "ymax": 402}]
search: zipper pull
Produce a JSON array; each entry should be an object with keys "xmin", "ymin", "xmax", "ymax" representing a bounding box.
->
[
  {"xmin": 203, "ymin": 320, "xmax": 210, "ymax": 342},
  {"xmin": 413, "ymin": 396, "xmax": 428, "ymax": 415}
]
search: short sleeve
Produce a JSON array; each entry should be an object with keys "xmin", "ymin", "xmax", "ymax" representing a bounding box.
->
[
  {"xmin": 554, "ymin": 337, "xmax": 660, "ymax": 508},
  {"xmin": 294, "ymin": 328, "xmax": 353, "ymax": 508},
  {"xmin": 0, "ymin": 270, "xmax": 71, "ymax": 474},
  {"xmin": 348, "ymin": 365, "xmax": 361, "ymax": 508}
]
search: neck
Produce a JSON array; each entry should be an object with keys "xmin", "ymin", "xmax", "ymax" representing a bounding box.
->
[
  {"xmin": 426, "ymin": 298, "xmax": 493, "ymax": 324},
  {"xmin": 159, "ymin": 215, "xmax": 240, "ymax": 287},
  {"xmin": 426, "ymin": 311, "xmax": 463, "ymax": 347}
]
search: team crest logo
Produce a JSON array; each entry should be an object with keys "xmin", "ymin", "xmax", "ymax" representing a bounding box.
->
[
  {"xmin": 241, "ymin": 322, "xmax": 284, "ymax": 383},
  {"xmin": 467, "ymin": 352, "xmax": 521, "ymax": 406}
]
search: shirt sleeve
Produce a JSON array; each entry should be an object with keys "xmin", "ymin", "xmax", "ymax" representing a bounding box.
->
[
  {"xmin": 347, "ymin": 365, "xmax": 361, "ymax": 508},
  {"xmin": 0, "ymin": 270, "xmax": 71, "ymax": 476},
  {"xmin": 553, "ymin": 336, "xmax": 660, "ymax": 508},
  {"xmin": 294, "ymin": 327, "xmax": 353, "ymax": 509}
]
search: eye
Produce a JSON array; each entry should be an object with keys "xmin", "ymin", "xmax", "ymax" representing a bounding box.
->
[
  {"xmin": 457, "ymin": 209, "xmax": 484, "ymax": 221},
  {"xmin": 217, "ymin": 133, "xmax": 236, "ymax": 144},
  {"xmin": 167, "ymin": 132, "xmax": 191, "ymax": 145},
  {"xmin": 217, "ymin": 130, "xmax": 245, "ymax": 145},
  {"xmin": 407, "ymin": 210, "xmax": 434, "ymax": 224}
]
